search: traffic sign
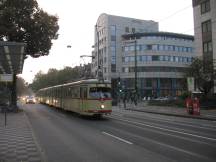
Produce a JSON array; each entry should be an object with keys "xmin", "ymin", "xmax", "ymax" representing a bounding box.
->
[{"xmin": 0, "ymin": 74, "xmax": 13, "ymax": 82}]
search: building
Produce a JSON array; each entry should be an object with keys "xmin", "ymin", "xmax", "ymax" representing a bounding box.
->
[
  {"xmin": 92, "ymin": 13, "xmax": 158, "ymax": 80},
  {"xmin": 92, "ymin": 13, "xmax": 195, "ymax": 98},
  {"xmin": 192, "ymin": 0, "xmax": 216, "ymax": 93},
  {"xmin": 121, "ymin": 32, "xmax": 194, "ymax": 98}
]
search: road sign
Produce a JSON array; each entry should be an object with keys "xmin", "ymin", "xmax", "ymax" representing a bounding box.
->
[
  {"xmin": 187, "ymin": 77, "xmax": 194, "ymax": 92},
  {"xmin": 0, "ymin": 74, "xmax": 13, "ymax": 82}
]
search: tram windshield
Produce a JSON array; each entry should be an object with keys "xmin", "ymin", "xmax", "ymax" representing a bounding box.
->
[{"xmin": 89, "ymin": 87, "xmax": 111, "ymax": 99}]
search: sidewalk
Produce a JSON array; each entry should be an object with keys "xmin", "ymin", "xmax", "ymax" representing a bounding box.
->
[
  {"xmin": 0, "ymin": 110, "xmax": 43, "ymax": 162},
  {"xmin": 114, "ymin": 102, "xmax": 216, "ymax": 121}
]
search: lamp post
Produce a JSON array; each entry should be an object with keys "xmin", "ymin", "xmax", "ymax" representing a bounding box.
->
[
  {"xmin": 95, "ymin": 24, "xmax": 103, "ymax": 81},
  {"xmin": 134, "ymin": 36, "xmax": 137, "ymax": 96}
]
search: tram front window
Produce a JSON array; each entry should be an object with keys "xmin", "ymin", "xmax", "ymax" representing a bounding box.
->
[{"xmin": 89, "ymin": 87, "xmax": 111, "ymax": 99}]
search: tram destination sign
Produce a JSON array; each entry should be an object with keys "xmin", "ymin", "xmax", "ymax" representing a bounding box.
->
[{"xmin": 0, "ymin": 74, "xmax": 13, "ymax": 82}]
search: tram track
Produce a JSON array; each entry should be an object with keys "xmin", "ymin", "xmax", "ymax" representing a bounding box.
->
[{"xmin": 108, "ymin": 114, "xmax": 216, "ymax": 145}]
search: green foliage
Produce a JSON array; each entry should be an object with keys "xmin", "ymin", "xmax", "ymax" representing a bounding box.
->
[
  {"xmin": 186, "ymin": 57, "xmax": 216, "ymax": 96},
  {"xmin": 179, "ymin": 91, "xmax": 190, "ymax": 100},
  {"xmin": 16, "ymin": 77, "xmax": 29, "ymax": 96},
  {"xmin": 148, "ymin": 99, "xmax": 185, "ymax": 108},
  {"xmin": 30, "ymin": 64, "xmax": 94, "ymax": 92},
  {"xmin": 0, "ymin": 0, "xmax": 59, "ymax": 57}
]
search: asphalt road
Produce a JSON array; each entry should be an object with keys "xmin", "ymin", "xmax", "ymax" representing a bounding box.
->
[{"xmin": 22, "ymin": 103, "xmax": 216, "ymax": 162}]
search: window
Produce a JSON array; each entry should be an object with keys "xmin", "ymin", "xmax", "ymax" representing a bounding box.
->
[
  {"xmin": 201, "ymin": 0, "xmax": 210, "ymax": 14},
  {"xmin": 165, "ymin": 55, "xmax": 169, "ymax": 61},
  {"xmin": 167, "ymin": 45, "xmax": 173, "ymax": 51},
  {"xmin": 125, "ymin": 27, "xmax": 129, "ymax": 33},
  {"xmin": 147, "ymin": 56, "xmax": 152, "ymax": 61},
  {"xmin": 110, "ymin": 46, "xmax": 115, "ymax": 52},
  {"xmin": 183, "ymin": 57, "xmax": 187, "ymax": 63},
  {"xmin": 203, "ymin": 41, "xmax": 213, "ymax": 53},
  {"xmin": 110, "ymin": 25, "xmax": 116, "ymax": 35},
  {"xmin": 152, "ymin": 55, "xmax": 159, "ymax": 61},
  {"xmin": 130, "ymin": 56, "xmax": 135, "ymax": 62},
  {"xmin": 130, "ymin": 45, "xmax": 135, "ymax": 51},
  {"xmin": 202, "ymin": 20, "xmax": 211, "ymax": 33},
  {"xmin": 111, "ymin": 35, "xmax": 116, "ymax": 41},
  {"xmin": 89, "ymin": 87, "xmax": 111, "ymax": 99},
  {"xmin": 132, "ymin": 28, "xmax": 135, "ymax": 33},
  {"xmin": 111, "ymin": 56, "xmax": 116, "ymax": 63},
  {"xmin": 122, "ymin": 67, "xmax": 129, "ymax": 73},
  {"xmin": 142, "ymin": 45, "xmax": 147, "ymax": 50},
  {"xmin": 159, "ymin": 55, "xmax": 164, "ymax": 61},
  {"xmin": 136, "ymin": 45, "xmax": 141, "ymax": 51},
  {"xmin": 138, "ymin": 56, "xmax": 142, "ymax": 62},
  {"xmin": 152, "ymin": 45, "xmax": 158, "ymax": 51},
  {"xmin": 111, "ymin": 64, "xmax": 116, "ymax": 72},
  {"xmin": 175, "ymin": 56, "xmax": 179, "ymax": 62},
  {"xmin": 142, "ymin": 55, "xmax": 147, "ymax": 61},
  {"xmin": 159, "ymin": 45, "xmax": 164, "ymax": 51},
  {"xmin": 124, "ymin": 46, "xmax": 129, "ymax": 52},
  {"xmin": 170, "ymin": 56, "xmax": 174, "ymax": 62},
  {"xmin": 147, "ymin": 45, "xmax": 152, "ymax": 50}
]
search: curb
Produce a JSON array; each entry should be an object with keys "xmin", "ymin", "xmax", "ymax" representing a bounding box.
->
[{"xmin": 126, "ymin": 108, "xmax": 216, "ymax": 121}]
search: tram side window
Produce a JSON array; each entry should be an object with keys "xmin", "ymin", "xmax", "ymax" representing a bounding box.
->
[
  {"xmin": 80, "ymin": 87, "xmax": 87, "ymax": 99},
  {"xmin": 71, "ymin": 87, "xmax": 78, "ymax": 98},
  {"xmin": 89, "ymin": 87, "xmax": 111, "ymax": 99}
]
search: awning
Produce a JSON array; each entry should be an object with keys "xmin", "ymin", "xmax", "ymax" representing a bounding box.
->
[{"xmin": 0, "ymin": 41, "xmax": 26, "ymax": 74}]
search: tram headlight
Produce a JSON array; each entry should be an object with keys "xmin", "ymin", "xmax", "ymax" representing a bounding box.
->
[{"xmin": 101, "ymin": 104, "xmax": 105, "ymax": 109}]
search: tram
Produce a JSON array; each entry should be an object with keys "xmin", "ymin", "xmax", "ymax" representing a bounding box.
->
[{"xmin": 36, "ymin": 79, "xmax": 112, "ymax": 117}]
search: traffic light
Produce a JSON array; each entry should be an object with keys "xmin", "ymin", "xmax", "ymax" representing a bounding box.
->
[{"xmin": 117, "ymin": 77, "xmax": 122, "ymax": 93}]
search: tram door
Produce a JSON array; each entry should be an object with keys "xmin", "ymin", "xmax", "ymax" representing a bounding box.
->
[{"xmin": 80, "ymin": 87, "xmax": 87, "ymax": 112}]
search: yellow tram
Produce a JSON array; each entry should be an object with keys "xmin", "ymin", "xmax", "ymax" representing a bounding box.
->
[{"xmin": 36, "ymin": 79, "xmax": 112, "ymax": 117}]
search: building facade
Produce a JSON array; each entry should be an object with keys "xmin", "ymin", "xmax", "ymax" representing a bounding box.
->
[
  {"xmin": 92, "ymin": 13, "xmax": 159, "ymax": 80},
  {"xmin": 192, "ymin": 0, "xmax": 216, "ymax": 93},
  {"xmin": 121, "ymin": 32, "xmax": 194, "ymax": 98},
  {"xmin": 92, "ymin": 14, "xmax": 195, "ymax": 98}
]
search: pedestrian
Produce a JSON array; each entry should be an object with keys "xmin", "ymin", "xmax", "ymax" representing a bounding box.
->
[{"xmin": 123, "ymin": 93, "xmax": 126, "ymax": 109}]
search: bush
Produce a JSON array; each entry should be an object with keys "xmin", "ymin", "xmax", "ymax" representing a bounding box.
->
[{"xmin": 148, "ymin": 99, "xmax": 185, "ymax": 107}]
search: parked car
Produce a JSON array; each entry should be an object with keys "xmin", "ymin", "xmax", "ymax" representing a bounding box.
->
[{"xmin": 26, "ymin": 96, "xmax": 36, "ymax": 104}]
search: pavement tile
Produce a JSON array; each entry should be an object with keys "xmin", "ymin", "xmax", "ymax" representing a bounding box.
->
[{"xmin": 0, "ymin": 111, "xmax": 43, "ymax": 162}]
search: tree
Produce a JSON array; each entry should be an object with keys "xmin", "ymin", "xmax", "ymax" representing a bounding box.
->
[
  {"xmin": 30, "ymin": 64, "xmax": 94, "ymax": 92},
  {"xmin": 16, "ymin": 77, "xmax": 29, "ymax": 96},
  {"xmin": 186, "ymin": 57, "xmax": 216, "ymax": 97},
  {"xmin": 0, "ymin": 0, "xmax": 59, "ymax": 57}
]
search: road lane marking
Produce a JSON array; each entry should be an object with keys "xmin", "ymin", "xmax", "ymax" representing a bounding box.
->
[
  {"xmin": 113, "ymin": 113, "xmax": 216, "ymax": 131},
  {"xmin": 102, "ymin": 131, "xmax": 133, "ymax": 145},
  {"xmin": 109, "ymin": 117, "xmax": 216, "ymax": 142}
]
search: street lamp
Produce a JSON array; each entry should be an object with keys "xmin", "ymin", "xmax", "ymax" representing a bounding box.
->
[
  {"xmin": 134, "ymin": 36, "xmax": 138, "ymax": 96},
  {"xmin": 95, "ymin": 24, "xmax": 103, "ymax": 81}
]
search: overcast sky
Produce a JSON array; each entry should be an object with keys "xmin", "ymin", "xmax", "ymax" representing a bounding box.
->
[{"xmin": 19, "ymin": 0, "xmax": 194, "ymax": 83}]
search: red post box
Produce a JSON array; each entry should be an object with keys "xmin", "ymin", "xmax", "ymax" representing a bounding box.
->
[
  {"xmin": 192, "ymin": 97, "xmax": 200, "ymax": 115},
  {"xmin": 185, "ymin": 97, "xmax": 193, "ymax": 114}
]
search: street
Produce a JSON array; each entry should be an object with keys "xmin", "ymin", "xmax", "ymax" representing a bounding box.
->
[{"xmin": 22, "ymin": 103, "xmax": 216, "ymax": 162}]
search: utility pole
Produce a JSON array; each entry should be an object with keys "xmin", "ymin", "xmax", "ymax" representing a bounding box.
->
[
  {"xmin": 95, "ymin": 24, "xmax": 103, "ymax": 81},
  {"xmin": 134, "ymin": 37, "xmax": 137, "ymax": 96}
]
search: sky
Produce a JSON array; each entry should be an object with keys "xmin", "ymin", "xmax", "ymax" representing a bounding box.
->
[{"xmin": 19, "ymin": 0, "xmax": 194, "ymax": 83}]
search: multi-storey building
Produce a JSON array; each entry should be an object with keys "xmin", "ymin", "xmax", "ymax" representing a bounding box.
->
[
  {"xmin": 92, "ymin": 13, "xmax": 195, "ymax": 98},
  {"xmin": 92, "ymin": 13, "xmax": 158, "ymax": 80},
  {"xmin": 121, "ymin": 32, "xmax": 194, "ymax": 97},
  {"xmin": 192, "ymin": 0, "xmax": 216, "ymax": 93}
]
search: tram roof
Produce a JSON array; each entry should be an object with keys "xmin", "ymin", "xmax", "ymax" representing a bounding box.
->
[{"xmin": 38, "ymin": 79, "xmax": 111, "ymax": 91}]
